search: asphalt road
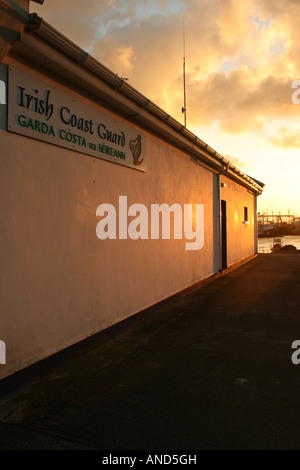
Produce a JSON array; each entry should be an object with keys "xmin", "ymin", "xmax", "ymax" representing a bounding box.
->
[{"xmin": 0, "ymin": 253, "xmax": 300, "ymax": 450}]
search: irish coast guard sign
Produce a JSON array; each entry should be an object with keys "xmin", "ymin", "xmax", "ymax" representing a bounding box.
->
[{"xmin": 7, "ymin": 67, "xmax": 146, "ymax": 172}]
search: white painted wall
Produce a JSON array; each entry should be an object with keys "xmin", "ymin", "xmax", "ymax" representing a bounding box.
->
[
  {"xmin": 0, "ymin": 61, "xmax": 219, "ymax": 379},
  {"xmin": 0, "ymin": 59, "xmax": 256, "ymax": 380},
  {"xmin": 221, "ymin": 175, "xmax": 255, "ymax": 266}
]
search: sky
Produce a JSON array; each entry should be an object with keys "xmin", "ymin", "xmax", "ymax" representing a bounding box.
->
[{"xmin": 31, "ymin": 0, "xmax": 300, "ymax": 216}]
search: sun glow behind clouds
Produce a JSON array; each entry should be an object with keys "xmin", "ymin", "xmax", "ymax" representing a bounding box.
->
[{"xmin": 31, "ymin": 0, "xmax": 300, "ymax": 215}]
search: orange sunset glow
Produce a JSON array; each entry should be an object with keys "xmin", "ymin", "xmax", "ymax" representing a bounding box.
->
[{"xmin": 32, "ymin": 0, "xmax": 300, "ymax": 215}]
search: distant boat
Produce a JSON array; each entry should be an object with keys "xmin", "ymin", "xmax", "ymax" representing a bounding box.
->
[{"xmin": 258, "ymin": 223, "xmax": 300, "ymax": 237}]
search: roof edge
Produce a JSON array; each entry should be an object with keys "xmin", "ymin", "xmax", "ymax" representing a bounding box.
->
[{"xmin": 19, "ymin": 13, "xmax": 264, "ymax": 194}]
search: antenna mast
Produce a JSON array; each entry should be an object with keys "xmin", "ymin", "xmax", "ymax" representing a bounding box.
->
[{"xmin": 182, "ymin": 16, "xmax": 187, "ymax": 127}]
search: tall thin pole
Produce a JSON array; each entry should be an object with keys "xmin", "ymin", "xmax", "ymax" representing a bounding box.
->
[{"xmin": 182, "ymin": 16, "xmax": 187, "ymax": 127}]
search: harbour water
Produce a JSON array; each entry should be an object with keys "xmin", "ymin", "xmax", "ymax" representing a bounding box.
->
[{"xmin": 258, "ymin": 235, "xmax": 300, "ymax": 253}]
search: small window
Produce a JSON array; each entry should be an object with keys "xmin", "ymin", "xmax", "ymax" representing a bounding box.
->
[{"xmin": 244, "ymin": 206, "xmax": 249, "ymax": 223}]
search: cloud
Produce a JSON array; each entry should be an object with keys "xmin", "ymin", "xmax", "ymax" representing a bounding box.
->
[
  {"xmin": 186, "ymin": 70, "xmax": 297, "ymax": 134},
  {"xmin": 88, "ymin": 0, "xmax": 300, "ymax": 137},
  {"xmin": 30, "ymin": 0, "xmax": 117, "ymax": 49},
  {"xmin": 31, "ymin": 0, "xmax": 300, "ymax": 146},
  {"xmin": 268, "ymin": 126, "xmax": 300, "ymax": 149},
  {"xmin": 223, "ymin": 154, "xmax": 247, "ymax": 169}
]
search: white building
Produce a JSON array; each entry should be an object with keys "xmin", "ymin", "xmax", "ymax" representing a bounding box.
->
[{"xmin": 0, "ymin": 0, "xmax": 264, "ymax": 381}]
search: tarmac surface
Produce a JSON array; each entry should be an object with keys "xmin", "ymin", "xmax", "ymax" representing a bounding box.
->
[{"xmin": 0, "ymin": 252, "xmax": 300, "ymax": 450}]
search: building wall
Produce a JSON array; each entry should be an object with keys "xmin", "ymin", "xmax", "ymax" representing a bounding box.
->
[
  {"xmin": 0, "ymin": 60, "xmax": 220, "ymax": 380},
  {"xmin": 221, "ymin": 175, "xmax": 256, "ymax": 266}
]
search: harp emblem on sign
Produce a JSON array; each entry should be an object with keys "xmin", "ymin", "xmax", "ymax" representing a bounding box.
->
[{"xmin": 129, "ymin": 135, "xmax": 143, "ymax": 166}]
